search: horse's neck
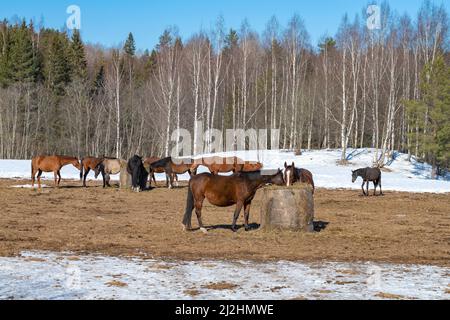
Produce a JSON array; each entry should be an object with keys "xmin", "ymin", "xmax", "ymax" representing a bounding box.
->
[
  {"xmin": 60, "ymin": 157, "xmax": 76, "ymax": 166},
  {"xmin": 294, "ymin": 168, "xmax": 301, "ymax": 182},
  {"xmin": 248, "ymin": 174, "xmax": 270, "ymax": 190}
]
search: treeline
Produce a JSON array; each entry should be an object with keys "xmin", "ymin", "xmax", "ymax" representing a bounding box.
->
[{"xmin": 0, "ymin": 1, "xmax": 449, "ymax": 177}]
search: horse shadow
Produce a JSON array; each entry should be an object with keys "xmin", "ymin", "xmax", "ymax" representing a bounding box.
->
[
  {"xmin": 199, "ymin": 221, "xmax": 329, "ymax": 233},
  {"xmin": 202, "ymin": 223, "xmax": 261, "ymax": 232},
  {"xmin": 313, "ymin": 221, "xmax": 329, "ymax": 232}
]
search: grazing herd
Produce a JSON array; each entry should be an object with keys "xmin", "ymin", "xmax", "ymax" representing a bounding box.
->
[{"xmin": 29, "ymin": 153, "xmax": 383, "ymax": 232}]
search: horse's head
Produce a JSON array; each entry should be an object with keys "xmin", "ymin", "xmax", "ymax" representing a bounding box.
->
[
  {"xmin": 94, "ymin": 163, "xmax": 104, "ymax": 178},
  {"xmin": 351, "ymin": 170, "xmax": 358, "ymax": 183},
  {"xmin": 284, "ymin": 162, "xmax": 296, "ymax": 186},
  {"xmin": 73, "ymin": 158, "xmax": 82, "ymax": 170},
  {"xmin": 271, "ymin": 169, "xmax": 285, "ymax": 186}
]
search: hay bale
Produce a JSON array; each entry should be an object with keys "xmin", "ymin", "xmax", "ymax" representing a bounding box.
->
[
  {"xmin": 260, "ymin": 184, "xmax": 314, "ymax": 232},
  {"xmin": 119, "ymin": 160, "xmax": 131, "ymax": 189}
]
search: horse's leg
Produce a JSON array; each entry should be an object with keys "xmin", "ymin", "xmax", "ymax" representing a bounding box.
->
[
  {"xmin": 54, "ymin": 171, "xmax": 58, "ymax": 188},
  {"xmin": 31, "ymin": 167, "xmax": 36, "ymax": 187},
  {"xmin": 106, "ymin": 173, "xmax": 111, "ymax": 187},
  {"xmin": 361, "ymin": 181, "xmax": 366, "ymax": 196},
  {"xmin": 244, "ymin": 203, "xmax": 251, "ymax": 231},
  {"xmin": 37, "ymin": 170, "xmax": 42, "ymax": 190},
  {"xmin": 366, "ymin": 180, "xmax": 369, "ymax": 196},
  {"xmin": 231, "ymin": 202, "xmax": 244, "ymax": 232},
  {"xmin": 83, "ymin": 168, "xmax": 90, "ymax": 187},
  {"xmin": 194, "ymin": 197, "xmax": 207, "ymax": 234},
  {"xmin": 152, "ymin": 172, "xmax": 157, "ymax": 187},
  {"xmin": 373, "ymin": 180, "xmax": 378, "ymax": 196},
  {"xmin": 57, "ymin": 170, "xmax": 62, "ymax": 187},
  {"xmin": 102, "ymin": 171, "xmax": 106, "ymax": 188},
  {"xmin": 379, "ymin": 178, "xmax": 383, "ymax": 196}
]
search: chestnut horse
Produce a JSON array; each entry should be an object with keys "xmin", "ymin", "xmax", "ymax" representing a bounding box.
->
[
  {"xmin": 183, "ymin": 169, "xmax": 285, "ymax": 233},
  {"xmin": 197, "ymin": 156, "xmax": 263, "ymax": 175},
  {"xmin": 31, "ymin": 155, "xmax": 81, "ymax": 189},
  {"xmin": 284, "ymin": 162, "xmax": 315, "ymax": 194},
  {"xmin": 80, "ymin": 156, "xmax": 104, "ymax": 187}
]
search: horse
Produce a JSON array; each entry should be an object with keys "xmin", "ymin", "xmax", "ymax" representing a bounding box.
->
[
  {"xmin": 198, "ymin": 156, "xmax": 261, "ymax": 175},
  {"xmin": 127, "ymin": 155, "xmax": 148, "ymax": 192},
  {"xmin": 352, "ymin": 167, "xmax": 383, "ymax": 196},
  {"xmin": 94, "ymin": 158, "xmax": 122, "ymax": 188},
  {"xmin": 242, "ymin": 161, "xmax": 264, "ymax": 172},
  {"xmin": 182, "ymin": 169, "xmax": 285, "ymax": 233},
  {"xmin": 149, "ymin": 157, "xmax": 197, "ymax": 189},
  {"xmin": 31, "ymin": 155, "xmax": 81, "ymax": 189},
  {"xmin": 284, "ymin": 162, "xmax": 315, "ymax": 194},
  {"xmin": 80, "ymin": 156, "xmax": 104, "ymax": 187}
]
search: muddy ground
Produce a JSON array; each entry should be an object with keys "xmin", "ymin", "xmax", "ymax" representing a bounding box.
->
[{"xmin": 0, "ymin": 179, "xmax": 449, "ymax": 266}]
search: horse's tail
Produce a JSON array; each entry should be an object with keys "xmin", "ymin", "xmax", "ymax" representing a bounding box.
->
[
  {"xmin": 79, "ymin": 158, "xmax": 84, "ymax": 180},
  {"xmin": 182, "ymin": 182, "xmax": 195, "ymax": 229}
]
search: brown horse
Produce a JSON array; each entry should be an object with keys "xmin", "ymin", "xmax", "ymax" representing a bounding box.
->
[
  {"xmin": 150, "ymin": 157, "xmax": 197, "ymax": 189},
  {"xmin": 144, "ymin": 157, "xmax": 164, "ymax": 187},
  {"xmin": 284, "ymin": 162, "xmax": 315, "ymax": 194},
  {"xmin": 31, "ymin": 155, "xmax": 81, "ymax": 189},
  {"xmin": 80, "ymin": 157, "xmax": 104, "ymax": 187},
  {"xmin": 183, "ymin": 169, "xmax": 285, "ymax": 233}
]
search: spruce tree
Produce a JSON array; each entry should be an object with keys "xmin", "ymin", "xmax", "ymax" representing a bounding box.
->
[
  {"xmin": 69, "ymin": 29, "xmax": 87, "ymax": 80},
  {"xmin": 123, "ymin": 32, "xmax": 136, "ymax": 56},
  {"xmin": 9, "ymin": 20, "xmax": 36, "ymax": 83}
]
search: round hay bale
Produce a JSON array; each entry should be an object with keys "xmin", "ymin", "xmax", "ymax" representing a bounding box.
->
[
  {"xmin": 260, "ymin": 184, "xmax": 314, "ymax": 232},
  {"xmin": 119, "ymin": 160, "xmax": 132, "ymax": 189}
]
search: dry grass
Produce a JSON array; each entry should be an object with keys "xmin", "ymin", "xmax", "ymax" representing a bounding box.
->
[{"xmin": 0, "ymin": 179, "xmax": 449, "ymax": 266}]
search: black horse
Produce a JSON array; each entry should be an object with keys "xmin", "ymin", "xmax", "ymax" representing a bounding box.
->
[
  {"xmin": 352, "ymin": 167, "xmax": 383, "ymax": 196},
  {"xmin": 127, "ymin": 155, "xmax": 148, "ymax": 192}
]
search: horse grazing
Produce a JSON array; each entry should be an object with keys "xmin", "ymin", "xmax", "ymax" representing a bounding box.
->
[
  {"xmin": 284, "ymin": 162, "xmax": 315, "ymax": 194},
  {"xmin": 31, "ymin": 155, "xmax": 81, "ymax": 189},
  {"xmin": 149, "ymin": 157, "xmax": 197, "ymax": 189},
  {"xmin": 80, "ymin": 157, "xmax": 104, "ymax": 187},
  {"xmin": 183, "ymin": 169, "xmax": 285, "ymax": 233},
  {"xmin": 94, "ymin": 158, "xmax": 122, "ymax": 188},
  {"xmin": 127, "ymin": 155, "xmax": 149, "ymax": 192},
  {"xmin": 352, "ymin": 167, "xmax": 383, "ymax": 196}
]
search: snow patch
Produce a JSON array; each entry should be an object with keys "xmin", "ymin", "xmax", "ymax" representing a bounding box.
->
[{"xmin": 0, "ymin": 251, "xmax": 448, "ymax": 300}]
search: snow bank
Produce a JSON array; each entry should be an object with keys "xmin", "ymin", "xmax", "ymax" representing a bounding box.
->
[
  {"xmin": 0, "ymin": 251, "xmax": 448, "ymax": 300},
  {"xmin": 1, "ymin": 149, "xmax": 449, "ymax": 193}
]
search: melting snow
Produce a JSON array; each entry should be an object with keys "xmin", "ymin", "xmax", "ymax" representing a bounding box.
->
[{"xmin": 0, "ymin": 252, "xmax": 448, "ymax": 300}]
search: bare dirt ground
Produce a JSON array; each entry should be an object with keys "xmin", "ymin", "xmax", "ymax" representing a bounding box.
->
[{"xmin": 0, "ymin": 179, "xmax": 449, "ymax": 266}]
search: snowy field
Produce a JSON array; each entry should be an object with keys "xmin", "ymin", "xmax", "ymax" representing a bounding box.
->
[
  {"xmin": 0, "ymin": 251, "xmax": 448, "ymax": 300},
  {"xmin": 1, "ymin": 149, "xmax": 449, "ymax": 193}
]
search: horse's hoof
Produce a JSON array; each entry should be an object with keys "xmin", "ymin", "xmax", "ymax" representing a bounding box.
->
[{"xmin": 200, "ymin": 227, "xmax": 208, "ymax": 234}]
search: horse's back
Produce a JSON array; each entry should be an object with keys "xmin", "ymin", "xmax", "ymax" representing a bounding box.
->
[
  {"xmin": 32, "ymin": 155, "xmax": 59, "ymax": 171},
  {"xmin": 104, "ymin": 158, "xmax": 121, "ymax": 174}
]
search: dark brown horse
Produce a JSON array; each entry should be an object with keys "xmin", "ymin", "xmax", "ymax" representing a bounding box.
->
[
  {"xmin": 352, "ymin": 167, "xmax": 383, "ymax": 196},
  {"xmin": 183, "ymin": 169, "xmax": 285, "ymax": 233},
  {"xmin": 144, "ymin": 157, "xmax": 164, "ymax": 187},
  {"xmin": 284, "ymin": 162, "xmax": 315, "ymax": 194},
  {"xmin": 31, "ymin": 155, "xmax": 81, "ymax": 189},
  {"xmin": 80, "ymin": 156, "xmax": 104, "ymax": 187}
]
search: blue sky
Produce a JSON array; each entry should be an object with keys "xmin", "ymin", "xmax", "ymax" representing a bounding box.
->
[{"xmin": 1, "ymin": 0, "xmax": 448, "ymax": 51}]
